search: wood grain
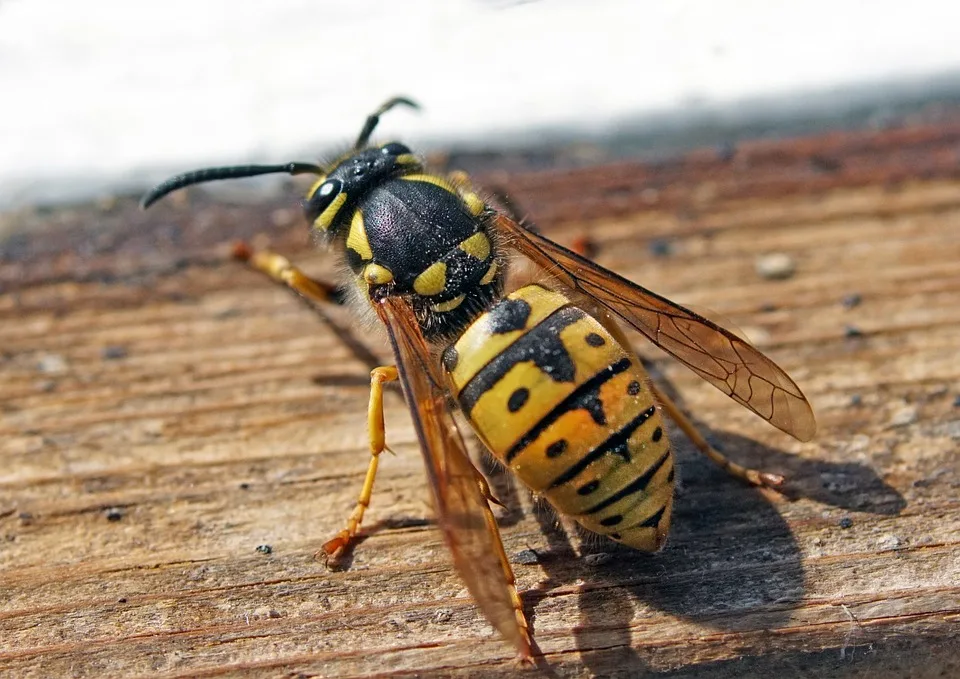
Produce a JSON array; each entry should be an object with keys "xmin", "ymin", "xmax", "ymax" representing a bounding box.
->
[{"xmin": 2, "ymin": 121, "xmax": 959, "ymax": 678}]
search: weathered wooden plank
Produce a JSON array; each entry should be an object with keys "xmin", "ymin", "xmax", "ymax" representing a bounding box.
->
[{"xmin": 1, "ymin": 120, "xmax": 959, "ymax": 677}]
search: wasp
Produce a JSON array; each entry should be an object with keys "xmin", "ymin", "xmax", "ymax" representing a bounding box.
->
[{"xmin": 141, "ymin": 97, "xmax": 816, "ymax": 658}]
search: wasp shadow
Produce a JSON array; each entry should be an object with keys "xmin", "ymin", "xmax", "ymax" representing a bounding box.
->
[
  {"xmin": 649, "ymin": 365, "xmax": 907, "ymax": 519},
  {"xmin": 507, "ymin": 438, "xmax": 804, "ymax": 675},
  {"xmin": 488, "ymin": 364, "xmax": 903, "ymax": 674}
]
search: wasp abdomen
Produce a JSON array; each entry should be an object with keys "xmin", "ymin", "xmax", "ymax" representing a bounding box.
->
[{"xmin": 444, "ymin": 285, "xmax": 674, "ymax": 551}]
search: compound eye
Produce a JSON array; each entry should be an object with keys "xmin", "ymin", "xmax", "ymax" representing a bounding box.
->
[
  {"xmin": 314, "ymin": 178, "xmax": 341, "ymax": 201},
  {"xmin": 381, "ymin": 142, "xmax": 412, "ymax": 156},
  {"xmin": 304, "ymin": 178, "xmax": 345, "ymax": 231}
]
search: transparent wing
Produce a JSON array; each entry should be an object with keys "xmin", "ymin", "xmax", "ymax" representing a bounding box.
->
[
  {"xmin": 374, "ymin": 297, "xmax": 531, "ymax": 657},
  {"xmin": 494, "ymin": 213, "xmax": 816, "ymax": 441}
]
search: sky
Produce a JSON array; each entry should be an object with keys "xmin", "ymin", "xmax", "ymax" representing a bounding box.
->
[{"xmin": 2, "ymin": 0, "xmax": 960, "ymax": 207}]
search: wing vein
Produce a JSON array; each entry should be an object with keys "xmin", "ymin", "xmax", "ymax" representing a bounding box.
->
[{"xmin": 494, "ymin": 213, "xmax": 816, "ymax": 441}]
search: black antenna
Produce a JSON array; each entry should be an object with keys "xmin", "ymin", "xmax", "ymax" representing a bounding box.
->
[
  {"xmin": 140, "ymin": 162, "xmax": 325, "ymax": 209},
  {"xmin": 354, "ymin": 97, "xmax": 420, "ymax": 150}
]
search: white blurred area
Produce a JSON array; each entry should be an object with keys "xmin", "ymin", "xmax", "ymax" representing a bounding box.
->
[{"xmin": 2, "ymin": 0, "xmax": 960, "ymax": 208}]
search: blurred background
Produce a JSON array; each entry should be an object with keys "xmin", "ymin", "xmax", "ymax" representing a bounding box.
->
[{"xmin": 3, "ymin": 0, "xmax": 960, "ymax": 209}]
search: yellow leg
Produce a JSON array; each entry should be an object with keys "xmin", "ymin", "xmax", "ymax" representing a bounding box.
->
[
  {"xmin": 649, "ymin": 383, "xmax": 784, "ymax": 488},
  {"xmin": 321, "ymin": 365, "xmax": 399, "ymax": 558},
  {"xmin": 472, "ymin": 466, "xmax": 506, "ymax": 508},
  {"xmin": 232, "ymin": 242, "xmax": 343, "ymax": 305}
]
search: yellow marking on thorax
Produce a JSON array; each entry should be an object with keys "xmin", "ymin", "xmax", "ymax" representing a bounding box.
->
[
  {"xmin": 462, "ymin": 191, "xmax": 485, "ymax": 216},
  {"xmin": 414, "ymin": 261, "xmax": 448, "ymax": 296},
  {"xmin": 363, "ymin": 263, "xmax": 394, "ymax": 285},
  {"xmin": 400, "ymin": 173, "xmax": 457, "ymax": 193},
  {"xmin": 345, "ymin": 209, "xmax": 373, "ymax": 260},
  {"xmin": 431, "ymin": 294, "xmax": 465, "ymax": 313},
  {"xmin": 479, "ymin": 261, "xmax": 499, "ymax": 285},
  {"xmin": 404, "ymin": 172, "xmax": 484, "ymax": 214},
  {"xmin": 459, "ymin": 232, "xmax": 491, "ymax": 260},
  {"xmin": 447, "ymin": 285, "xmax": 571, "ymax": 394},
  {"xmin": 314, "ymin": 192, "xmax": 347, "ymax": 231}
]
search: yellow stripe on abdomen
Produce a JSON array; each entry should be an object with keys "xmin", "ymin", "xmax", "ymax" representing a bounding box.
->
[{"xmin": 443, "ymin": 284, "xmax": 675, "ymax": 552}]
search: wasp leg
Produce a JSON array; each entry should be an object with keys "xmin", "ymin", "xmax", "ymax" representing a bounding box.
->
[
  {"xmin": 321, "ymin": 365, "xmax": 400, "ymax": 558},
  {"xmin": 472, "ymin": 465, "xmax": 506, "ymax": 509},
  {"xmin": 649, "ymin": 383, "xmax": 785, "ymax": 488},
  {"xmin": 232, "ymin": 242, "xmax": 346, "ymax": 306}
]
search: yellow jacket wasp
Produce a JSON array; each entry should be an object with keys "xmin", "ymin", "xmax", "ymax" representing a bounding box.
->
[{"xmin": 142, "ymin": 97, "xmax": 816, "ymax": 658}]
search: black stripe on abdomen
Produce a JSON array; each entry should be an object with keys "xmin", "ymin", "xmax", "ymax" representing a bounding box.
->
[
  {"xmin": 636, "ymin": 505, "xmax": 668, "ymax": 529},
  {"xmin": 583, "ymin": 449, "xmax": 671, "ymax": 514},
  {"xmin": 504, "ymin": 357, "xmax": 632, "ymax": 463},
  {"xmin": 548, "ymin": 405, "xmax": 658, "ymax": 488},
  {"xmin": 457, "ymin": 306, "xmax": 584, "ymax": 415}
]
